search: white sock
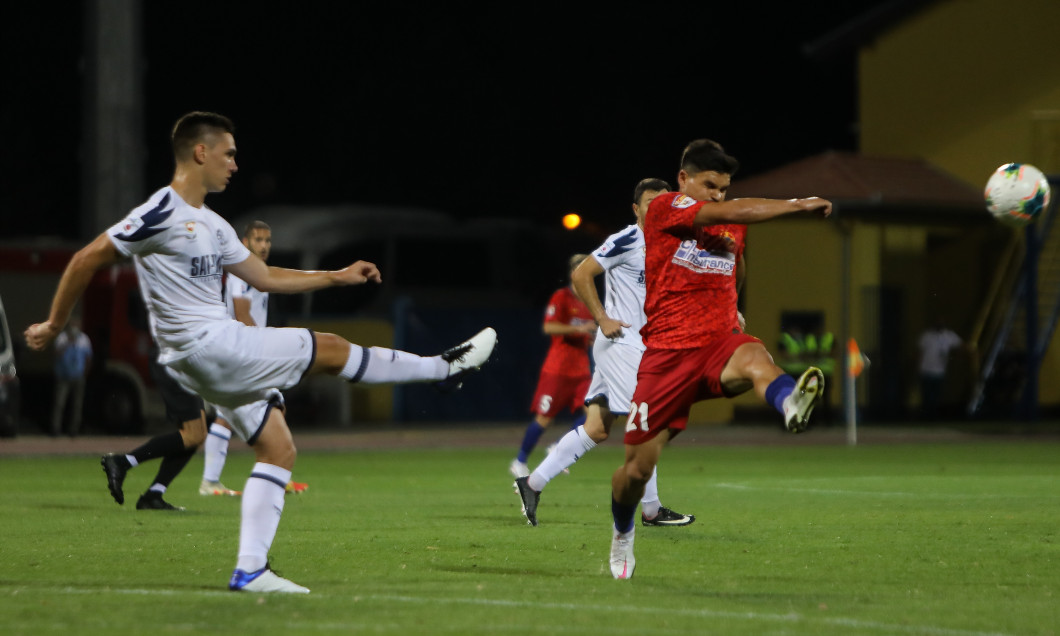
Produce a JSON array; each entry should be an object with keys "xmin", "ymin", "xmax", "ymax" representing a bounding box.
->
[
  {"xmin": 339, "ymin": 345, "xmax": 447, "ymax": 384},
  {"xmin": 528, "ymin": 425, "xmax": 596, "ymax": 491},
  {"xmin": 202, "ymin": 423, "xmax": 231, "ymax": 483},
  {"xmin": 235, "ymin": 462, "xmax": 291, "ymax": 574},
  {"xmin": 640, "ymin": 466, "xmax": 661, "ymax": 519},
  {"xmin": 125, "ymin": 455, "xmax": 138, "ymax": 467},
  {"xmin": 148, "ymin": 483, "xmax": 166, "ymax": 494}
]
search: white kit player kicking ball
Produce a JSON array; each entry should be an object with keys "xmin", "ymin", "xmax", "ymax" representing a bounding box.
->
[
  {"xmin": 24, "ymin": 111, "xmax": 497, "ymax": 594},
  {"xmin": 515, "ymin": 179, "xmax": 695, "ymax": 527},
  {"xmin": 199, "ymin": 220, "xmax": 308, "ymax": 497}
]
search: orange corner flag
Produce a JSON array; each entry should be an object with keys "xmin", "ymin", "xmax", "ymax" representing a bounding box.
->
[{"xmin": 848, "ymin": 338, "xmax": 865, "ymax": 378}]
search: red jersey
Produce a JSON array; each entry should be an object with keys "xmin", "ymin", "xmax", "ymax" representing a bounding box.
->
[
  {"xmin": 540, "ymin": 286, "xmax": 593, "ymax": 376},
  {"xmin": 640, "ymin": 191, "xmax": 746, "ymax": 350}
]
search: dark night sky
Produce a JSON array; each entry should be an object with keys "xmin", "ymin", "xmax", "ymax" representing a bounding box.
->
[{"xmin": 2, "ymin": 1, "xmax": 889, "ymax": 240}]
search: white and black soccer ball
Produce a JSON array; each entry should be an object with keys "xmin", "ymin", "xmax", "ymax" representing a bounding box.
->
[{"xmin": 984, "ymin": 162, "xmax": 1051, "ymax": 225}]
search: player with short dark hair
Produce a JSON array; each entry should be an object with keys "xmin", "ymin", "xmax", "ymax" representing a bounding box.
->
[
  {"xmin": 515, "ymin": 178, "xmax": 694, "ymax": 528},
  {"xmin": 25, "ymin": 111, "xmax": 497, "ymax": 594},
  {"xmin": 608, "ymin": 139, "xmax": 832, "ymax": 579}
]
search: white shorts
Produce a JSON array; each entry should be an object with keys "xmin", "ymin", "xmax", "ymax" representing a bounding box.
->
[
  {"xmin": 165, "ymin": 321, "xmax": 315, "ymax": 443},
  {"xmin": 584, "ymin": 337, "xmax": 643, "ymax": 416}
]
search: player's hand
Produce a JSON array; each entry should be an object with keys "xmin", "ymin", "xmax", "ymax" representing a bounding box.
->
[
  {"xmin": 24, "ymin": 321, "xmax": 61, "ymax": 351},
  {"xmin": 795, "ymin": 197, "xmax": 832, "ymax": 218},
  {"xmin": 598, "ymin": 316, "xmax": 630, "ymax": 339},
  {"xmin": 336, "ymin": 261, "xmax": 382, "ymax": 285}
]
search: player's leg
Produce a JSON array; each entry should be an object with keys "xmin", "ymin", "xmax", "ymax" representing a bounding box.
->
[
  {"xmin": 99, "ymin": 363, "xmax": 207, "ymax": 506},
  {"xmin": 721, "ymin": 339, "xmax": 823, "ymax": 433},
  {"xmin": 515, "ymin": 403, "xmax": 610, "ymax": 526},
  {"xmin": 134, "ymin": 367, "xmax": 211, "ymax": 510},
  {"xmin": 50, "ymin": 379, "xmax": 70, "ymax": 436},
  {"xmin": 201, "ymin": 408, "xmax": 241, "ymax": 496},
  {"xmin": 512, "ymin": 412, "xmax": 552, "ymax": 478},
  {"xmin": 639, "ymin": 464, "xmax": 696, "ymax": 527},
  {"xmin": 609, "ymin": 433, "xmax": 668, "ymax": 580},
  {"xmin": 228, "ymin": 402, "xmax": 307, "ymax": 594},
  {"xmin": 511, "ymin": 368, "xmax": 557, "ymax": 478},
  {"xmin": 135, "ymin": 414, "xmax": 203, "ymax": 511},
  {"xmin": 609, "ymin": 348, "xmax": 698, "ymax": 578},
  {"xmin": 68, "ymin": 377, "xmax": 86, "ymax": 437},
  {"xmin": 530, "ymin": 403, "xmax": 610, "ymax": 490},
  {"xmin": 310, "ymin": 328, "xmax": 496, "ymax": 386}
]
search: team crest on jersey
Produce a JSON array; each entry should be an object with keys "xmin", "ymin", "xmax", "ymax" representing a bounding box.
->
[
  {"xmin": 715, "ymin": 229, "xmax": 736, "ymax": 251},
  {"xmin": 671, "ymin": 195, "xmax": 697, "ymax": 209},
  {"xmin": 184, "ymin": 221, "xmax": 198, "ymax": 239}
]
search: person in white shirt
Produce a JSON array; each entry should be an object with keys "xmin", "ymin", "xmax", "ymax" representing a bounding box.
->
[
  {"xmin": 514, "ymin": 179, "xmax": 694, "ymax": 528},
  {"xmin": 918, "ymin": 317, "xmax": 963, "ymax": 416},
  {"xmin": 25, "ymin": 111, "xmax": 496, "ymax": 594},
  {"xmin": 199, "ymin": 220, "xmax": 308, "ymax": 496}
]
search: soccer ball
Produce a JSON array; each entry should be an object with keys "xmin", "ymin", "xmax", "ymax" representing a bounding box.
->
[{"xmin": 984, "ymin": 163, "xmax": 1051, "ymax": 225}]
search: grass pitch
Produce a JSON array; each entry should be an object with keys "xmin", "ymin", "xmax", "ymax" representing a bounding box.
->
[{"xmin": 1, "ymin": 437, "xmax": 1058, "ymax": 635}]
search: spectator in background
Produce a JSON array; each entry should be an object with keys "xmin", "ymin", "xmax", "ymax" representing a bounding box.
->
[
  {"xmin": 50, "ymin": 317, "xmax": 92, "ymax": 437},
  {"xmin": 918, "ymin": 317, "xmax": 963, "ymax": 417}
]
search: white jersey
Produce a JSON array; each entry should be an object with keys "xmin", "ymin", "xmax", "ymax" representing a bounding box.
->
[
  {"xmin": 107, "ymin": 186, "xmax": 250, "ymax": 364},
  {"xmin": 226, "ymin": 272, "xmax": 269, "ymax": 327},
  {"xmin": 590, "ymin": 224, "xmax": 647, "ymax": 351}
]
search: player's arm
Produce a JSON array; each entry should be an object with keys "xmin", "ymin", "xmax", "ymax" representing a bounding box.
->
[
  {"xmin": 225, "ymin": 254, "xmax": 382, "ymax": 294},
  {"xmin": 571, "ymin": 256, "xmax": 628, "ymax": 339},
  {"xmin": 25, "ymin": 233, "xmax": 122, "ymax": 351},
  {"xmin": 694, "ymin": 197, "xmax": 831, "ymax": 226},
  {"xmin": 232, "ymin": 298, "xmax": 256, "ymax": 326}
]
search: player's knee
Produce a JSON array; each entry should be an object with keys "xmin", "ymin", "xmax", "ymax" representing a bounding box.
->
[
  {"xmin": 534, "ymin": 414, "xmax": 553, "ymax": 428},
  {"xmin": 585, "ymin": 421, "xmax": 609, "ymax": 443},
  {"xmin": 624, "ymin": 459, "xmax": 655, "ymax": 484},
  {"xmin": 311, "ymin": 332, "xmax": 352, "ymax": 375},
  {"xmin": 256, "ymin": 437, "xmax": 297, "ymax": 468},
  {"xmin": 180, "ymin": 416, "xmax": 208, "ymax": 447},
  {"xmin": 278, "ymin": 443, "xmax": 297, "ymax": 467},
  {"xmin": 749, "ymin": 344, "xmax": 781, "ymax": 373}
]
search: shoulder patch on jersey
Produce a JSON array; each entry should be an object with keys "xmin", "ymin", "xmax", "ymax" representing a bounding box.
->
[
  {"xmin": 116, "ymin": 192, "xmax": 173, "ymax": 242},
  {"xmin": 600, "ymin": 227, "xmax": 639, "ymax": 258},
  {"xmin": 671, "ymin": 195, "xmax": 697, "ymax": 209}
]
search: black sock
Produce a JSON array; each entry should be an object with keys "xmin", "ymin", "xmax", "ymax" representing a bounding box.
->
[
  {"xmin": 150, "ymin": 447, "xmax": 197, "ymax": 489},
  {"xmin": 129, "ymin": 431, "xmax": 187, "ymax": 464}
]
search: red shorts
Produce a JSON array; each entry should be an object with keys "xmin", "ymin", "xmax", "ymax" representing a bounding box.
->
[
  {"xmin": 623, "ymin": 333, "xmax": 761, "ymax": 445},
  {"xmin": 530, "ymin": 371, "xmax": 590, "ymax": 417}
]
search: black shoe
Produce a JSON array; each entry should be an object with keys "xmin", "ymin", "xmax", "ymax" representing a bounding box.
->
[
  {"xmin": 136, "ymin": 491, "xmax": 185, "ymax": 511},
  {"xmin": 100, "ymin": 454, "xmax": 128, "ymax": 505},
  {"xmin": 514, "ymin": 476, "xmax": 540, "ymax": 526},
  {"xmin": 642, "ymin": 506, "xmax": 695, "ymax": 527}
]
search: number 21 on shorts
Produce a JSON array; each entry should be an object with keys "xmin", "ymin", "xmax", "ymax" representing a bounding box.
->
[{"xmin": 625, "ymin": 402, "xmax": 649, "ymax": 432}]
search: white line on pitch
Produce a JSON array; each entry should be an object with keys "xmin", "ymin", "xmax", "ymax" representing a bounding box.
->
[
  {"xmin": 14, "ymin": 586, "xmax": 1013, "ymax": 636},
  {"xmin": 713, "ymin": 482, "xmax": 1058, "ymax": 499}
]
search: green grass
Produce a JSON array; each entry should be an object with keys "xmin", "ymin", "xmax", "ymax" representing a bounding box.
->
[{"xmin": 1, "ymin": 440, "xmax": 1058, "ymax": 635}]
